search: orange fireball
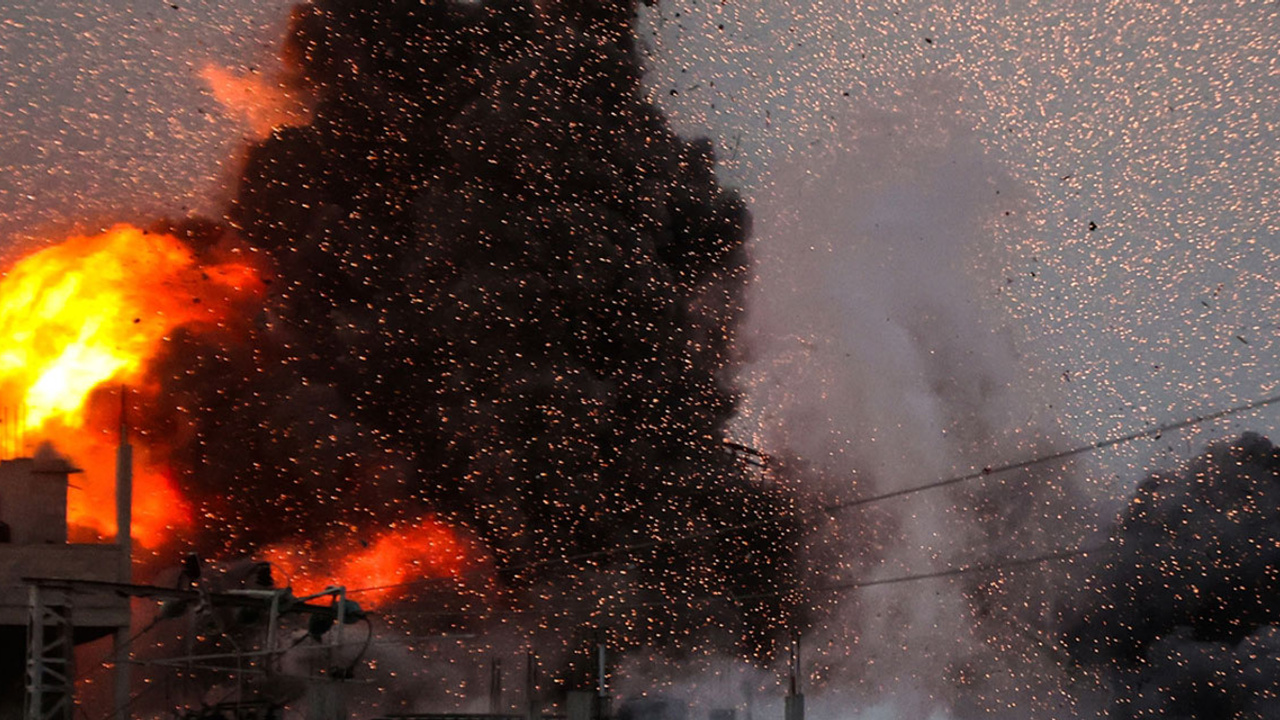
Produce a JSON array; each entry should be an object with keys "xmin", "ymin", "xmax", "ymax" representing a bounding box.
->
[{"xmin": 0, "ymin": 223, "xmax": 261, "ymax": 547}]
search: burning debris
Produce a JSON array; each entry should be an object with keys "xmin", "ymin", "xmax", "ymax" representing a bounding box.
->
[
  {"xmin": 0, "ymin": 0, "xmax": 805, "ymax": 679},
  {"xmin": 131, "ymin": 0, "xmax": 806, "ymax": 658}
]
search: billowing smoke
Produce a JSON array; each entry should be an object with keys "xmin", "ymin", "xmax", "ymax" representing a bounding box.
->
[
  {"xmin": 735, "ymin": 100, "xmax": 1092, "ymax": 717},
  {"xmin": 144, "ymin": 0, "xmax": 803, "ymax": 664},
  {"xmin": 1061, "ymin": 432, "xmax": 1280, "ymax": 718}
]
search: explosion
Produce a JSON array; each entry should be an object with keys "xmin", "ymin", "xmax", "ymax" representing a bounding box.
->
[
  {"xmin": 0, "ymin": 223, "xmax": 260, "ymax": 547},
  {"xmin": 0, "ymin": 222, "xmax": 474, "ymax": 606},
  {"xmin": 0, "ymin": 0, "xmax": 801, "ymax": 671},
  {"xmin": 150, "ymin": 0, "xmax": 805, "ymax": 658}
]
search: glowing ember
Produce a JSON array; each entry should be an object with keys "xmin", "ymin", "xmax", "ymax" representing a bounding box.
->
[
  {"xmin": 0, "ymin": 223, "xmax": 261, "ymax": 546},
  {"xmin": 263, "ymin": 519, "xmax": 470, "ymax": 606}
]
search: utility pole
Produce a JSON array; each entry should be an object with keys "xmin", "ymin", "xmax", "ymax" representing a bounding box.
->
[
  {"xmin": 489, "ymin": 657, "xmax": 504, "ymax": 713},
  {"xmin": 596, "ymin": 641, "xmax": 611, "ymax": 720},
  {"xmin": 784, "ymin": 636, "xmax": 804, "ymax": 720},
  {"xmin": 567, "ymin": 634, "xmax": 609, "ymax": 720},
  {"xmin": 525, "ymin": 650, "xmax": 540, "ymax": 720}
]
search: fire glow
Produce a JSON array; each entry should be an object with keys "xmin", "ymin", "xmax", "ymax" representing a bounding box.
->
[
  {"xmin": 199, "ymin": 63, "xmax": 312, "ymax": 140},
  {"xmin": 0, "ymin": 224, "xmax": 261, "ymax": 547},
  {"xmin": 262, "ymin": 519, "xmax": 471, "ymax": 606}
]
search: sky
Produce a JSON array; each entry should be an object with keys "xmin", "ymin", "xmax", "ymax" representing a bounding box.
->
[
  {"xmin": 634, "ymin": 0, "xmax": 1279, "ymax": 507},
  {"xmin": 0, "ymin": 0, "xmax": 294, "ymax": 253},
  {"xmin": 0, "ymin": 0, "xmax": 1277, "ymax": 714}
]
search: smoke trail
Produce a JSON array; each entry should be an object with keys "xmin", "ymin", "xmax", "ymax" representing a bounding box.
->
[
  {"xmin": 1061, "ymin": 432, "xmax": 1280, "ymax": 718},
  {"xmin": 145, "ymin": 0, "xmax": 803, "ymax": 662}
]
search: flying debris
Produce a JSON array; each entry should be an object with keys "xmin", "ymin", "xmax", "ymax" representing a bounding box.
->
[{"xmin": 146, "ymin": 0, "xmax": 806, "ymax": 662}]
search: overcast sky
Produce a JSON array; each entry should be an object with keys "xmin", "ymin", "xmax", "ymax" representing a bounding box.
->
[{"xmin": 636, "ymin": 0, "xmax": 1279, "ymax": 504}]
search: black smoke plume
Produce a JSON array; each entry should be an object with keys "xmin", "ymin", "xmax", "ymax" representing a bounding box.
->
[
  {"xmin": 148, "ymin": 0, "xmax": 803, "ymax": 662},
  {"xmin": 1060, "ymin": 432, "xmax": 1280, "ymax": 718}
]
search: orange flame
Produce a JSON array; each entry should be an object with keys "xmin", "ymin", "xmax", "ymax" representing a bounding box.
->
[
  {"xmin": 263, "ymin": 519, "xmax": 471, "ymax": 606},
  {"xmin": 0, "ymin": 224, "xmax": 261, "ymax": 547}
]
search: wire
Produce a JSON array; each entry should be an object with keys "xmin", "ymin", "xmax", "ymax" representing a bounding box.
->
[
  {"xmin": 89, "ymin": 547, "xmax": 1103, "ymax": 713},
  {"xmin": 815, "ymin": 544, "xmax": 1103, "ymax": 595},
  {"xmin": 72, "ymin": 393, "xmax": 1274, "ymax": 713},
  {"xmin": 341, "ymin": 390, "xmax": 1279, "ymax": 597},
  {"xmin": 822, "ymin": 391, "xmax": 1280, "ymax": 513},
  {"xmin": 376, "ymin": 542, "xmax": 1105, "ymax": 623}
]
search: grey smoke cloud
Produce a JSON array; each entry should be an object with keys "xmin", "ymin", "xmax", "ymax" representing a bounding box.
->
[{"xmin": 735, "ymin": 98, "xmax": 1089, "ymax": 717}]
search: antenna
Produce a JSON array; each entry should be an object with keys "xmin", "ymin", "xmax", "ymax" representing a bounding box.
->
[
  {"xmin": 490, "ymin": 657, "xmax": 503, "ymax": 713},
  {"xmin": 114, "ymin": 385, "xmax": 134, "ymax": 720},
  {"xmin": 119, "ymin": 383, "xmax": 127, "ymax": 445},
  {"xmin": 526, "ymin": 649, "xmax": 539, "ymax": 720},
  {"xmin": 785, "ymin": 635, "xmax": 804, "ymax": 720},
  {"xmin": 597, "ymin": 640, "xmax": 611, "ymax": 720},
  {"xmin": 115, "ymin": 384, "xmax": 133, "ymax": 564}
]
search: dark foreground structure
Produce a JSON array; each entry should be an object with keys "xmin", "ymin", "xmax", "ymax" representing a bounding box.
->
[{"xmin": 0, "ymin": 454, "xmax": 130, "ymax": 720}]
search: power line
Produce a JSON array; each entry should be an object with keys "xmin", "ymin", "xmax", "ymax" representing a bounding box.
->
[
  {"xmin": 817, "ymin": 544, "xmax": 1103, "ymax": 594},
  {"xmin": 341, "ymin": 510, "xmax": 784, "ymax": 597},
  {"xmin": 822, "ymin": 391, "xmax": 1280, "ymax": 513},
  {"xmin": 381, "ymin": 543, "xmax": 1106, "ymax": 622},
  {"xmin": 345, "ymin": 390, "xmax": 1280, "ymax": 597},
  {"xmin": 726, "ymin": 544, "xmax": 1103, "ymax": 606}
]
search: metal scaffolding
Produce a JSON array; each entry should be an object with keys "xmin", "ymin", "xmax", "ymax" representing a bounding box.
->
[{"xmin": 25, "ymin": 583, "xmax": 74, "ymax": 720}]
